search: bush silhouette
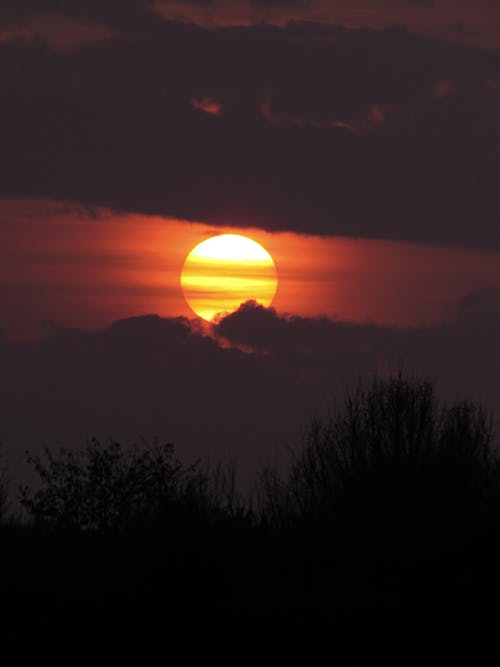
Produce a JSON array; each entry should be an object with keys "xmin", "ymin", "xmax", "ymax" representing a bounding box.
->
[{"xmin": 19, "ymin": 438, "xmax": 226, "ymax": 531}]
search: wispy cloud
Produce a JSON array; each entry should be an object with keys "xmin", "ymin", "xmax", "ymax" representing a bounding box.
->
[
  {"xmin": 0, "ymin": 13, "xmax": 118, "ymax": 53},
  {"xmin": 152, "ymin": 0, "xmax": 500, "ymax": 49},
  {"xmin": 191, "ymin": 96, "xmax": 223, "ymax": 115},
  {"xmin": 258, "ymin": 80, "xmax": 459, "ymax": 133}
]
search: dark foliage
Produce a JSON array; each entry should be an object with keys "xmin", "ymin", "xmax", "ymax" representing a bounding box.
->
[
  {"xmin": 0, "ymin": 444, "xmax": 9, "ymax": 520},
  {"xmin": 258, "ymin": 373, "xmax": 496, "ymax": 538},
  {"xmin": 19, "ymin": 438, "xmax": 247, "ymax": 532}
]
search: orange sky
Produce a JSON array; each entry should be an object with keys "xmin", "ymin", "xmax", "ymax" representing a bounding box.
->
[{"xmin": 2, "ymin": 198, "xmax": 500, "ymax": 340}]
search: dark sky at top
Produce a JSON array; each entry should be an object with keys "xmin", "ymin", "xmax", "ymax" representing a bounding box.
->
[{"xmin": 0, "ymin": 0, "xmax": 499, "ymax": 247}]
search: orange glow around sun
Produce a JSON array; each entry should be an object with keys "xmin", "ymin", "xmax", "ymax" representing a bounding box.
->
[
  {"xmin": 4, "ymin": 198, "xmax": 500, "ymax": 340},
  {"xmin": 180, "ymin": 234, "xmax": 278, "ymax": 321}
]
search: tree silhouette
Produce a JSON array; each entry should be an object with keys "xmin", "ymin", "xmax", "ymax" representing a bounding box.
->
[
  {"xmin": 0, "ymin": 443, "xmax": 9, "ymax": 520},
  {"xmin": 259, "ymin": 373, "xmax": 496, "ymax": 539},
  {"xmin": 19, "ymin": 438, "xmax": 209, "ymax": 531},
  {"xmin": 19, "ymin": 437, "xmax": 250, "ymax": 533}
]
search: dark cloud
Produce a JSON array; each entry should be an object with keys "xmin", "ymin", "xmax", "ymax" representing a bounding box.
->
[
  {"xmin": 0, "ymin": 13, "xmax": 118, "ymax": 52},
  {"xmin": 191, "ymin": 95, "xmax": 223, "ymax": 115},
  {"xmin": 214, "ymin": 293, "xmax": 500, "ymax": 415},
  {"xmin": 0, "ymin": 15, "xmax": 499, "ymax": 247},
  {"xmin": 152, "ymin": 0, "xmax": 500, "ymax": 49},
  {"xmin": 0, "ymin": 0, "xmax": 497, "ymax": 51},
  {"xmin": 0, "ymin": 1, "xmax": 147, "ymax": 25},
  {"xmin": 455, "ymin": 286, "xmax": 500, "ymax": 323},
  {"xmin": 0, "ymin": 313, "xmax": 315, "ymax": 489},
  {"xmin": 2, "ymin": 290, "xmax": 499, "ymax": 490}
]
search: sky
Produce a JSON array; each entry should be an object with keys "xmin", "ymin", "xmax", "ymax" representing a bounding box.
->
[{"xmin": 1, "ymin": 0, "xmax": 500, "ymax": 486}]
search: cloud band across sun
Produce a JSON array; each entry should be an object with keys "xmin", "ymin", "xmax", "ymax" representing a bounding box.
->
[{"xmin": 181, "ymin": 234, "xmax": 278, "ymax": 321}]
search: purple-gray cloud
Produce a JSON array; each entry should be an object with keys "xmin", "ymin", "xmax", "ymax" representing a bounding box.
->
[
  {"xmin": 0, "ymin": 16, "xmax": 499, "ymax": 247},
  {"xmin": 2, "ymin": 289, "xmax": 499, "ymax": 491},
  {"xmin": 152, "ymin": 0, "xmax": 500, "ymax": 50},
  {"xmin": 0, "ymin": 12, "xmax": 117, "ymax": 52}
]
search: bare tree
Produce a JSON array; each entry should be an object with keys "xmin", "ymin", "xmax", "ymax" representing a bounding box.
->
[
  {"xmin": 0, "ymin": 443, "xmax": 9, "ymax": 520},
  {"xmin": 258, "ymin": 372, "xmax": 495, "ymax": 529}
]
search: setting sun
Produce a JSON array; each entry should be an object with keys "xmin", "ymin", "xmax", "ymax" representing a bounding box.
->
[{"xmin": 180, "ymin": 234, "xmax": 278, "ymax": 321}]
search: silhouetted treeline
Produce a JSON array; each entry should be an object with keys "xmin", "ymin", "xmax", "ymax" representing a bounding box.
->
[
  {"xmin": 2, "ymin": 373, "xmax": 500, "ymax": 663},
  {"xmin": 259, "ymin": 374, "xmax": 497, "ymax": 553},
  {"xmin": 19, "ymin": 439, "xmax": 247, "ymax": 532}
]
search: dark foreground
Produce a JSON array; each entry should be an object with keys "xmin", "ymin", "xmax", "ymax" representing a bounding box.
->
[
  {"xmin": 3, "ymin": 375, "xmax": 500, "ymax": 664},
  {"xmin": 2, "ymin": 513, "xmax": 500, "ymax": 665}
]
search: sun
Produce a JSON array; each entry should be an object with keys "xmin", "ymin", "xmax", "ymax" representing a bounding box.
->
[{"xmin": 181, "ymin": 234, "xmax": 278, "ymax": 321}]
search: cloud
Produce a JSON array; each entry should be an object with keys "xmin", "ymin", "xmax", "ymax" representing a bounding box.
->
[
  {"xmin": 487, "ymin": 79, "xmax": 500, "ymax": 92},
  {"xmin": 2, "ymin": 290, "xmax": 499, "ymax": 490},
  {"xmin": 455, "ymin": 286, "xmax": 500, "ymax": 323},
  {"xmin": 0, "ymin": 14, "xmax": 499, "ymax": 248},
  {"xmin": 191, "ymin": 96, "xmax": 223, "ymax": 115},
  {"xmin": 152, "ymin": 0, "xmax": 500, "ymax": 50},
  {"xmin": 0, "ymin": 13, "xmax": 118, "ymax": 53},
  {"xmin": 431, "ymin": 78, "xmax": 459, "ymax": 98},
  {"xmin": 259, "ymin": 76, "xmax": 460, "ymax": 132},
  {"xmin": 214, "ymin": 296, "xmax": 500, "ymax": 408},
  {"xmin": 259, "ymin": 95, "xmax": 397, "ymax": 132}
]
